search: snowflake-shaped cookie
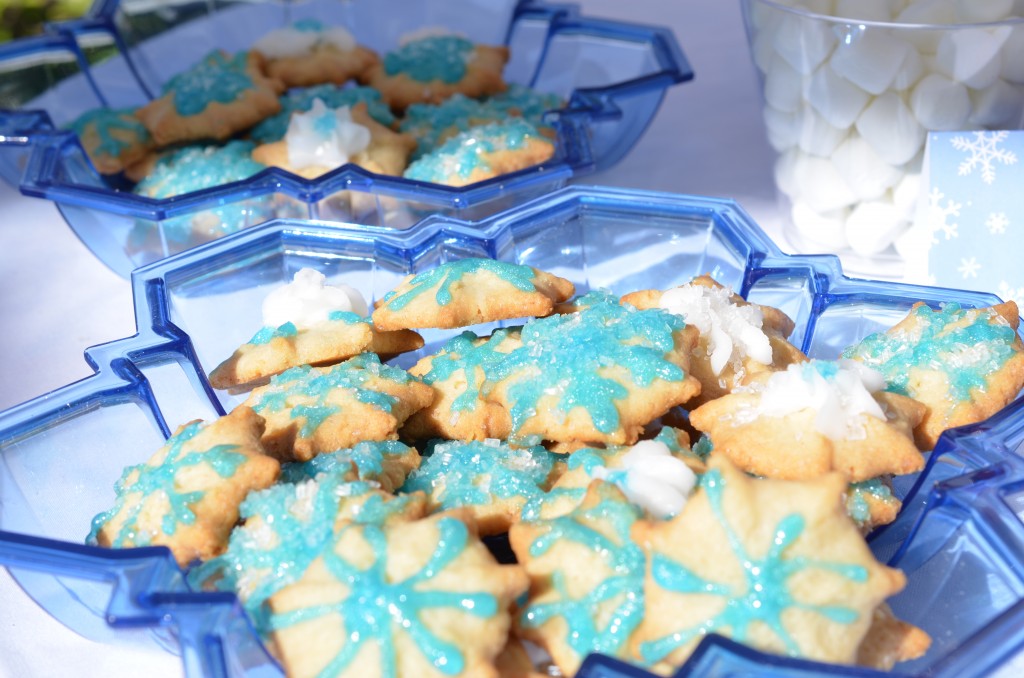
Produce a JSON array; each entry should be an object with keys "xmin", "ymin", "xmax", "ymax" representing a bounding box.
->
[
  {"xmin": 241, "ymin": 353, "xmax": 433, "ymax": 460},
  {"xmin": 372, "ymin": 258, "xmax": 574, "ymax": 331},
  {"xmin": 633, "ymin": 456, "xmax": 908, "ymax": 670},
  {"xmin": 510, "ymin": 482, "xmax": 646, "ymax": 675},
  {"xmin": 483, "ymin": 292, "xmax": 702, "ymax": 445},
  {"xmin": 268, "ymin": 514, "xmax": 527, "ymax": 677},
  {"xmin": 88, "ymin": 407, "xmax": 279, "ymax": 566}
]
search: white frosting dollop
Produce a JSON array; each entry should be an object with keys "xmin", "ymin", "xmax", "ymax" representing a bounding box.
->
[
  {"xmin": 253, "ymin": 24, "xmax": 356, "ymax": 58},
  {"xmin": 285, "ymin": 99, "xmax": 371, "ymax": 171},
  {"xmin": 753, "ymin": 359, "xmax": 887, "ymax": 440},
  {"xmin": 593, "ymin": 440, "xmax": 698, "ymax": 519},
  {"xmin": 262, "ymin": 267, "xmax": 369, "ymax": 329},
  {"xmin": 398, "ymin": 25, "xmax": 464, "ymax": 46},
  {"xmin": 658, "ymin": 283, "xmax": 772, "ymax": 376}
]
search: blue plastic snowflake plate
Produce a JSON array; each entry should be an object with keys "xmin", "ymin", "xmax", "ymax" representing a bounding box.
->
[
  {"xmin": 2, "ymin": 186, "xmax": 1024, "ymax": 677},
  {"xmin": 0, "ymin": 0, "xmax": 691, "ymax": 277}
]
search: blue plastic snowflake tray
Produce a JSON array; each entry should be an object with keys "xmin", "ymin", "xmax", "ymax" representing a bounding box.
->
[
  {"xmin": 3, "ymin": 185, "xmax": 1024, "ymax": 677},
  {"xmin": 0, "ymin": 0, "xmax": 692, "ymax": 278}
]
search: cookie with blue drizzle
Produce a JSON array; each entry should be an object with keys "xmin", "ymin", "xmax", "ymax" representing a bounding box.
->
[
  {"xmin": 623, "ymin": 275, "xmax": 807, "ymax": 406},
  {"xmin": 632, "ymin": 455, "xmax": 921, "ymax": 671},
  {"xmin": 845, "ymin": 476, "xmax": 901, "ymax": 534},
  {"xmin": 210, "ymin": 309, "xmax": 423, "ymax": 392},
  {"xmin": 401, "ymin": 439, "xmax": 560, "ymax": 535},
  {"xmin": 689, "ymin": 360, "xmax": 926, "ymax": 483},
  {"xmin": 509, "ymin": 481, "xmax": 648, "ymax": 675},
  {"xmin": 251, "ymin": 85, "xmax": 395, "ymax": 144},
  {"xmin": 843, "ymin": 301, "xmax": 1024, "ymax": 450},
  {"xmin": 67, "ymin": 107, "xmax": 152, "ymax": 175},
  {"xmin": 403, "ymin": 119, "xmax": 556, "ymax": 188},
  {"xmin": 136, "ymin": 50, "xmax": 284, "ymax": 147},
  {"xmin": 253, "ymin": 21, "xmax": 380, "ymax": 89},
  {"xmin": 372, "ymin": 258, "xmax": 574, "ymax": 331},
  {"xmin": 402, "ymin": 328, "xmax": 522, "ymax": 441},
  {"xmin": 364, "ymin": 35, "xmax": 510, "ymax": 111},
  {"xmin": 88, "ymin": 407, "xmax": 279, "ymax": 567},
  {"xmin": 482, "ymin": 292, "xmax": 701, "ymax": 446},
  {"xmin": 190, "ymin": 472, "xmax": 427, "ymax": 633},
  {"xmin": 284, "ymin": 440, "xmax": 422, "ymax": 494},
  {"xmin": 267, "ymin": 511, "xmax": 528, "ymax": 678},
  {"xmin": 239, "ymin": 354, "xmax": 434, "ymax": 461}
]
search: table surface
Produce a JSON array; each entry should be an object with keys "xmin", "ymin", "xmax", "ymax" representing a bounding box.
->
[{"xmin": 0, "ymin": 1, "xmax": 783, "ymax": 675}]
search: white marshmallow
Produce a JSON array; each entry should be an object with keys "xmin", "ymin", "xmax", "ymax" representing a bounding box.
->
[
  {"xmin": 892, "ymin": 48, "xmax": 925, "ymax": 91},
  {"xmin": 834, "ymin": 0, "xmax": 897, "ymax": 22},
  {"xmin": 856, "ymin": 92, "xmax": 925, "ymax": 165},
  {"xmin": 954, "ymin": 0, "xmax": 1015, "ymax": 24},
  {"xmin": 910, "ymin": 74, "xmax": 972, "ymax": 130},
  {"xmin": 968, "ymin": 79, "xmax": 1024, "ymax": 127},
  {"xmin": 774, "ymin": 13, "xmax": 838, "ymax": 74},
  {"xmin": 1000, "ymin": 28, "xmax": 1024, "ymax": 84},
  {"xmin": 764, "ymin": 106, "xmax": 802, "ymax": 151},
  {"xmin": 832, "ymin": 136, "xmax": 903, "ymax": 200},
  {"xmin": 891, "ymin": 171, "xmax": 923, "ymax": 220},
  {"xmin": 798, "ymin": 106, "xmax": 848, "ymax": 155},
  {"xmin": 764, "ymin": 56, "xmax": 805, "ymax": 113},
  {"xmin": 792, "ymin": 153, "xmax": 859, "ymax": 212},
  {"xmin": 791, "ymin": 201, "xmax": 850, "ymax": 251},
  {"xmin": 804, "ymin": 63, "xmax": 871, "ymax": 128},
  {"xmin": 897, "ymin": 2, "xmax": 956, "ymax": 54},
  {"xmin": 774, "ymin": 149, "xmax": 801, "ymax": 197},
  {"xmin": 934, "ymin": 27, "xmax": 1011, "ymax": 90},
  {"xmin": 830, "ymin": 27, "xmax": 914, "ymax": 95},
  {"xmin": 845, "ymin": 200, "xmax": 908, "ymax": 255}
]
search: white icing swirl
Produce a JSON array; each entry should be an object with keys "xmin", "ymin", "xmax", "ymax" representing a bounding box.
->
[
  {"xmin": 753, "ymin": 360, "xmax": 887, "ymax": 440},
  {"xmin": 398, "ymin": 26, "xmax": 464, "ymax": 46},
  {"xmin": 262, "ymin": 267, "xmax": 368, "ymax": 329},
  {"xmin": 658, "ymin": 283, "xmax": 772, "ymax": 376},
  {"xmin": 593, "ymin": 439, "xmax": 697, "ymax": 519},
  {"xmin": 285, "ymin": 99, "xmax": 371, "ymax": 171},
  {"xmin": 253, "ymin": 24, "xmax": 356, "ymax": 58}
]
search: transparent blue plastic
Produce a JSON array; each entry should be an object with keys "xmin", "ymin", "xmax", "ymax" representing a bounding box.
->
[
  {"xmin": 0, "ymin": 0, "xmax": 692, "ymax": 277},
  {"xmin": 3, "ymin": 185, "xmax": 1024, "ymax": 677}
]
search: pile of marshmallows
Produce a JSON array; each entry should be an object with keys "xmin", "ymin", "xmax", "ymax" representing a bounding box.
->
[{"xmin": 747, "ymin": 0, "xmax": 1024, "ymax": 257}]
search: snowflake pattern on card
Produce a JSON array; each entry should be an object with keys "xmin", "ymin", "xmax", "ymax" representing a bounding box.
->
[
  {"xmin": 926, "ymin": 132, "xmax": 1024, "ymax": 304},
  {"xmin": 951, "ymin": 131, "xmax": 1019, "ymax": 185}
]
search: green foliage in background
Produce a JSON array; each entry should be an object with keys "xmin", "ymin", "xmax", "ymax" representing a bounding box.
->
[{"xmin": 1, "ymin": 0, "xmax": 93, "ymax": 42}]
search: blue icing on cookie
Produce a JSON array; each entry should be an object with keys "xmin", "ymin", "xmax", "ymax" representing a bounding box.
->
[
  {"xmin": 842, "ymin": 303, "xmax": 1018, "ymax": 402},
  {"xmin": 638, "ymin": 468, "xmax": 868, "ymax": 664},
  {"xmin": 401, "ymin": 440, "xmax": 555, "ymax": 513},
  {"xmin": 485, "ymin": 83, "xmax": 563, "ymax": 125},
  {"xmin": 400, "ymin": 94, "xmax": 500, "ymax": 159},
  {"xmin": 268, "ymin": 517, "xmax": 498, "ymax": 677},
  {"xmin": 247, "ymin": 313, "xmax": 366, "ymax": 346},
  {"xmin": 67, "ymin": 107, "xmax": 150, "ymax": 158},
  {"xmin": 403, "ymin": 119, "xmax": 546, "ymax": 184},
  {"xmin": 250, "ymin": 354, "xmax": 411, "ymax": 438},
  {"xmin": 521, "ymin": 487, "xmax": 646, "ymax": 660},
  {"xmin": 691, "ymin": 433, "xmax": 714, "ymax": 460},
  {"xmin": 283, "ymin": 440, "xmax": 414, "ymax": 483},
  {"xmin": 381, "ymin": 258, "xmax": 538, "ymax": 312},
  {"xmin": 384, "ymin": 35, "xmax": 474, "ymax": 83},
  {"xmin": 483, "ymin": 293, "xmax": 687, "ymax": 444},
  {"xmin": 292, "ymin": 18, "xmax": 324, "ymax": 32},
  {"xmin": 846, "ymin": 478, "xmax": 895, "ymax": 525},
  {"xmin": 189, "ymin": 475, "xmax": 417, "ymax": 632},
  {"xmin": 420, "ymin": 329, "xmax": 518, "ymax": 413},
  {"xmin": 164, "ymin": 50, "xmax": 255, "ymax": 116},
  {"xmin": 87, "ymin": 421, "xmax": 245, "ymax": 547},
  {"xmin": 132, "ymin": 140, "xmax": 270, "ymax": 243},
  {"xmin": 251, "ymin": 85, "xmax": 395, "ymax": 142}
]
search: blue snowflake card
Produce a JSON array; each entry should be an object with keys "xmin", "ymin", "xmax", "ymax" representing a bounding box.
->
[{"xmin": 911, "ymin": 131, "xmax": 1022, "ymax": 303}]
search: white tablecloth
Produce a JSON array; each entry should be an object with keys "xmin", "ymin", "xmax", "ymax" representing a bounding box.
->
[{"xmin": 0, "ymin": 1, "xmax": 781, "ymax": 675}]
